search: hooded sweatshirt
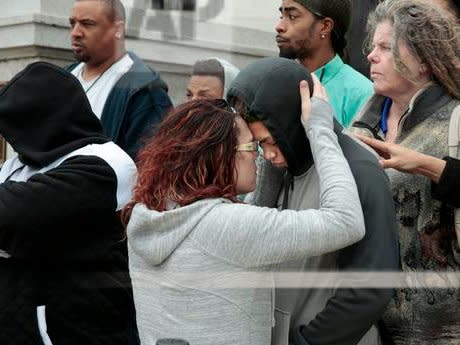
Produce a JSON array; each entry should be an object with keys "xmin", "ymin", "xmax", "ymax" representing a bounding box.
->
[
  {"xmin": 227, "ymin": 57, "xmax": 399, "ymax": 345},
  {"xmin": 127, "ymin": 90, "xmax": 365, "ymax": 345},
  {"xmin": 210, "ymin": 57, "xmax": 240, "ymax": 100},
  {"xmin": 0, "ymin": 62, "xmax": 138, "ymax": 345}
]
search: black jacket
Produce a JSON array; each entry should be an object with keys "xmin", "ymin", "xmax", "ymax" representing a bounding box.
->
[
  {"xmin": 0, "ymin": 62, "xmax": 139, "ymax": 345},
  {"xmin": 430, "ymin": 157, "xmax": 460, "ymax": 207}
]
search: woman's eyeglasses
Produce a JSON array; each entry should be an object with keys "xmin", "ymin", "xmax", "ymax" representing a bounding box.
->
[
  {"xmin": 235, "ymin": 141, "xmax": 259, "ymax": 152},
  {"xmin": 208, "ymin": 99, "xmax": 260, "ymax": 153}
]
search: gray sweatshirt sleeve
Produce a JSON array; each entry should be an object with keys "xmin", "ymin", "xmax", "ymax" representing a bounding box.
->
[
  {"xmin": 243, "ymin": 156, "xmax": 285, "ymax": 207},
  {"xmin": 194, "ymin": 98, "xmax": 365, "ymax": 268}
]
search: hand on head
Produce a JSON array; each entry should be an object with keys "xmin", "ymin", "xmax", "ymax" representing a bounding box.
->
[
  {"xmin": 299, "ymin": 73, "xmax": 329, "ymax": 124},
  {"xmin": 311, "ymin": 73, "xmax": 328, "ymax": 101}
]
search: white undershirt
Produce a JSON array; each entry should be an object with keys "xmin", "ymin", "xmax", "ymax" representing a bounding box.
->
[{"xmin": 71, "ymin": 54, "xmax": 134, "ymax": 119}]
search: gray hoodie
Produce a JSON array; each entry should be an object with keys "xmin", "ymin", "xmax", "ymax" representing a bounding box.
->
[
  {"xmin": 211, "ymin": 57, "xmax": 240, "ymax": 100},
  {"xmin": 127, "ymin": 98, "xmax": 365, "ymax": 345}
]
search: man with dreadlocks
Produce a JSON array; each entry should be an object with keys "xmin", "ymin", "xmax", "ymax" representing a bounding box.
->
[{"xmin": 275, "ymin": 0, "xmax": 374, "ymax": 127}]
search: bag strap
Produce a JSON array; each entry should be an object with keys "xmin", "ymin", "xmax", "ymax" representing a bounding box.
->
[
  {"xmin": 448, "ymin": 104, "xmax": 460, "ymax": 158},
  {"xmin": 448, "ymin": 104, "xmax": 460, "ymax": 247}
]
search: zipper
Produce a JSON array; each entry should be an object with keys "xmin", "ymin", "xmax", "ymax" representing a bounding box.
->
[
  {"xmin": 395, "ymin": 108, "xmax": 410, "ymax": 142},
  {"xmin": 394, "ymin": 85, "xmax": 431, "ymax": 142}
]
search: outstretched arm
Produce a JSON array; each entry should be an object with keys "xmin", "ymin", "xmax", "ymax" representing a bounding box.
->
[
  {"xmin": 357, "ymin": 134, "xmax": 446, "ymax": 182},
  {"xmin": 189, "ymin": 79, "xmax": 365, "ymax": 268},
  {"xmin": 357, "ymin": 135, "xmax": 460, "ymax": 207}
]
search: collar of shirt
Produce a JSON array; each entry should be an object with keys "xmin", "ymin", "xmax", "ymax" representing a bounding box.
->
[{"xmin": 314, "ymin": 54, "xmax": 343, "ymax": 84}]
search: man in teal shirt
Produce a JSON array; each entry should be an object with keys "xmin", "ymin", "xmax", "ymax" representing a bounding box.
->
[{"xmin": 276, "ymin": 0, "xmax": 373, "ymax": 127}]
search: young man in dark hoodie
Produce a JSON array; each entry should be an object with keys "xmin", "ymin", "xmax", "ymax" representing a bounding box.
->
[
  {"xmin": 0, "ymin": 62, "xmax": 139, "ymax": 345},
  {"xmin": 227, "ymin": 57, "xmax": 399, "ymax": 345}
]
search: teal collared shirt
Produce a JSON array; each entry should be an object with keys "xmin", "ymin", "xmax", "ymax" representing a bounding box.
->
[{"xmin": 314, "ymin": 55, "xmax": 373, "ymax": 127}]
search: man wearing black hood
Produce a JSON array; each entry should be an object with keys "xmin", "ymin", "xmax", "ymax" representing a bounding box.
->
[
  {"xmin": 227, "ymin": 57, "xmax": 399, "ymax": 345},
  {"xmin": 0, "ymin": 62, "xmax": 139, "ymax": 345}
]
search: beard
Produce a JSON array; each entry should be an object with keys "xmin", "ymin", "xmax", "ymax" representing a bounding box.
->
[
  {"xmin": 278, "ymin": 46, "xmax": 298, "ymax": 59},
  {"xmin": 279, "ymin": 39, "xmax": 314, "ymax": 60},
  {"xmin": 71, "ymin": 43, "xmax": 90, "ymax": 63},
  {"xmin": 73, "ymin": 51, "xmax": 90, "ymax": 63}
]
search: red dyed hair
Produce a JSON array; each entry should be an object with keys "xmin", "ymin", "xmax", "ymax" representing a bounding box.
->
[{"xmin": 122, "ymin": 99, "xmax": 239, "ymax": 223}]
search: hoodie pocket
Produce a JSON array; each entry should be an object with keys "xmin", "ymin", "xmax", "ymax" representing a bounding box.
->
[{"xmin": 36, "ymin": 305, "xmax": 54, "ymax": 345}]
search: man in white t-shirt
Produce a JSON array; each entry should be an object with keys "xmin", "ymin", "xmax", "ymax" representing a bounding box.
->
[{"xmin": 68, "ymin": 0, "xmax": 172, "ymax": 159}]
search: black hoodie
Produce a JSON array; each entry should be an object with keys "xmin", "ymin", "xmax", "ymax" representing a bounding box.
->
[
  {"xmin": 228, "ymin": 57, "xmax": 314, "ymax": 177},
  {"xmin": 228, "ymin": 57, "xmax": 399, "ymax": 345},
  {"xmin": 0, "ymin": 62, "xmax": 108, "ymax": 167},
  {"xmin": 0, "ymin": 63, "xmax": 139, "ymax": 345}
]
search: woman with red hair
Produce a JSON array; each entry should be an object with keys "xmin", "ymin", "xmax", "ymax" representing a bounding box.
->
[{"xmin": 123, "ymin": 78, "xmax": 365, "ymax": 345}]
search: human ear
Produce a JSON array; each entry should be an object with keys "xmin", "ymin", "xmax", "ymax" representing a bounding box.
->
[{"xmin": 319, "ymin": 17, "xmax": 334, "ymax": 38}]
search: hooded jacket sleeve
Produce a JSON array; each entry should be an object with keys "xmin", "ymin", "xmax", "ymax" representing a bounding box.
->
[
  {"xmin": 195, "ymin": 99, "xmax": 365, "ymax": 268},
  {"xmin": 431, "ymin": 156, "xmax": 460, "ymax": 207},
  {"xmin": 243, "ymin": 156, "xmax": 285, "ymax": 207},
  {"xmin": 117, "ymin": 81, "xmax": 173, "ymax": 159},
  {"xmin": 296, "ymin": 133, "xmax": 400, "ymax": 345},
  {"xmin": 0, "ymin": 155, "xmax": 121, "ymax": 259}
]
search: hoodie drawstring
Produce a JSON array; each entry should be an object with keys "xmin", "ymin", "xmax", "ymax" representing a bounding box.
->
[{"xmin": 281, "ymin": 171, "xmax": 294, "ymax": 210}]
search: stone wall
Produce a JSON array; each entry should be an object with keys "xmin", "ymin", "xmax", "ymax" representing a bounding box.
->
[{"xmin": 0, "ymin": 0, "xmax": 278, "ymax": 105}]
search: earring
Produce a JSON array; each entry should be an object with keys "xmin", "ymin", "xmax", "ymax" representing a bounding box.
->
[
  {"xmin": 419, "ymin": 64, "xmax": 427, "ymax": 74},
  {"xmin": 320, "ymin": 34, "xmax": 326, "ymax": 39}
]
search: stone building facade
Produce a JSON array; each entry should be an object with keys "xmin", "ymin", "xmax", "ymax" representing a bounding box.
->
[
  {"xmin": 0, "ymin": 0, "xmax": 374, "ymax": 161},
  {"xmin": 0, "ymin": 0, "xmax": 279, "ymax": 160},
  {"xmin": 0, "ymin": 0, "xmax": 278, "ymax": 103}
]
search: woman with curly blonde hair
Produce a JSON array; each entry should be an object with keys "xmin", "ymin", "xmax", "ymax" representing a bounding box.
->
[{"xmin": 351, "ymin": 0, "xmax": 460, "ymax": 343}]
